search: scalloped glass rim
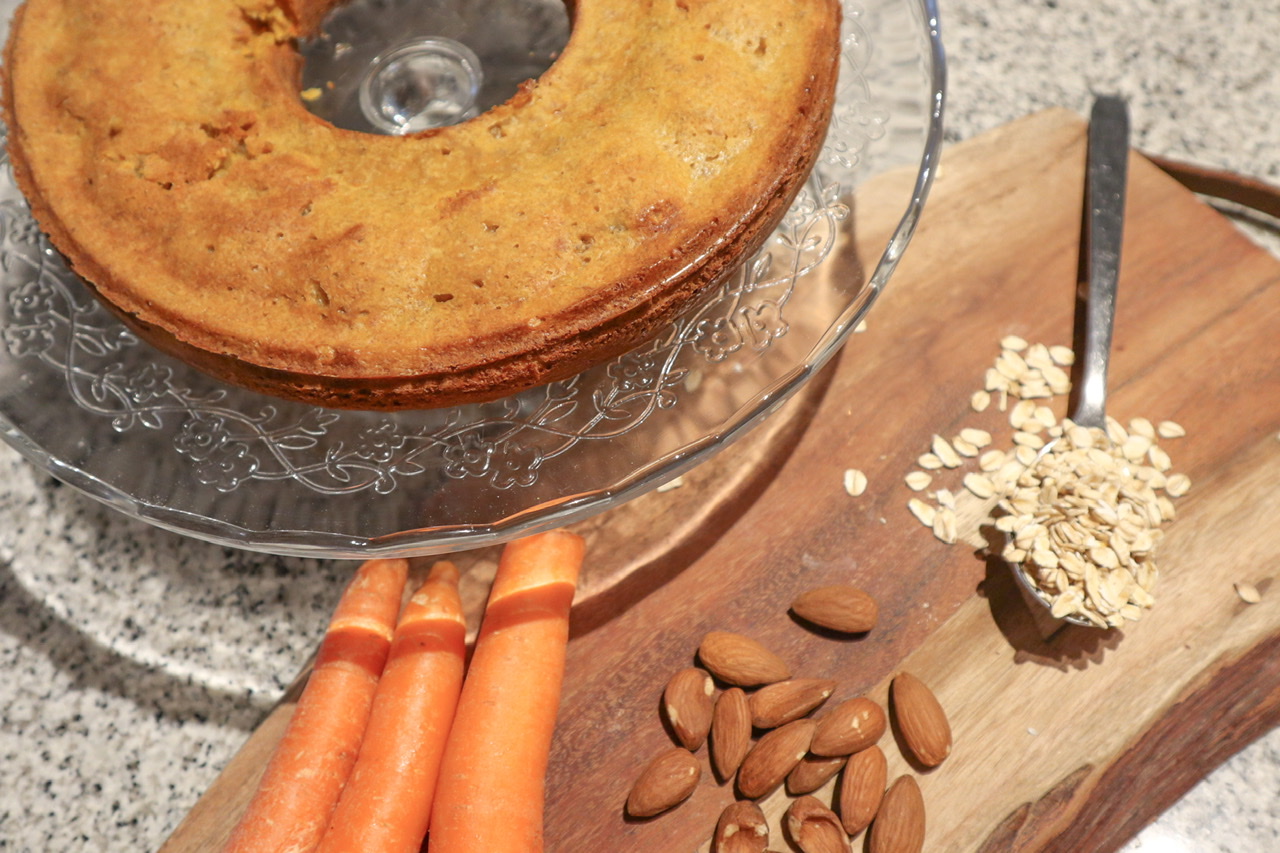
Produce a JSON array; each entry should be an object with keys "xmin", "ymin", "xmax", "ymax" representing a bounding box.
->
[{"xmin": 0, "ymin": 0, "xmax": 946, "ymax": 558}]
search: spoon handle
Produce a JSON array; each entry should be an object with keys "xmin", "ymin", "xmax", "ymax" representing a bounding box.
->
[{"xmin": 1074, "ymin": 96, "xmax": 1130, "ymax": 430}]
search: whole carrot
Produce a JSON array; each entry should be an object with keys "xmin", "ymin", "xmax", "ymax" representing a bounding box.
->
[
  {"xmin": 315, "ymin": 560, "xmax": 467, "ymax": 853},
  {"xmin": 429, "ymin": 530, "xmax": 585, "ymax": 853},
  {"xmin": 221, "ymin": 558, "xmax": 408, "ymax": 853}
]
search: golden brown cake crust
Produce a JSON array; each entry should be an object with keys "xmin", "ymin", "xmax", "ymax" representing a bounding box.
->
[{"xmin": 3, "ymin": 0, "xmax": 841, "ymax": 409}]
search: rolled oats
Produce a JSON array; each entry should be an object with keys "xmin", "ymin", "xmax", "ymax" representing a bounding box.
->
[
  {"xmin": 1165, "ymin": 473, "xmax": 1191, "ymax": 497},
  {"xmin": 1048, "ymin": 345, "xmax": 1075, "ymax": 366},
  {"xmin": 844, "ymin": 468, "xmax": 869, "ymax": 497},
  {"xmin": 932, "ymin": 435, "xmax": 963, "ymax": 468},
  {"xmin": 908, "ymin": 498, "xmax": 936, "ymax": 528},
  {"xmin": 905, "ymin": 471, "xmax": 933, "ymax": 491},
  {"xmin": 1235, "ymin": 582, "xmax": 1262, "ymax": 604},
  {"xmin": 900, "ymin": 336, "xmax": 1189, "ymax": 628},
  {"xmin": 1001, "ymin": 334, "xmax": 1029, "ymax": 352},
  {"xmin": 963, "ymin": 472, "xmax": 996, "ymax": 499}
]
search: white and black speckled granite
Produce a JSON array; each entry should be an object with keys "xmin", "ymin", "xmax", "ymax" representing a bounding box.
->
[{"xmin": 1, "ymin": 1, "xmax": 1277, "ymax": 851}]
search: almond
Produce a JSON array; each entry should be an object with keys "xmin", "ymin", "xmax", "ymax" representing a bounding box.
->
[
  {"xmin": 737, "ymin": 718, "xmax": 815, "ymax": 799},
  {"xmin": 698, "ymin": 631, "xmax": 791, "ymax": 686},
  {"xmin": 785, "ymin": 795, "xmax": 851, "ymax": 853},
  {"xmin": 625, "ymin": 747, "xmax": 701, "ymax": 818},
  {"xmin": 711, "ymin": 687, "xmax": 752, "ymax": 781},
  {"xmin": 749, "ymin": 678, "xmax": 837, "ymax": 728},
  {"xmin": 891, "ymin": 672, "xmax": 952, "ymax": 767},
  {"xmin": 838, "ymin": 745, "xmax": 887, "ymax": 835},
  {"xmin": 810, "ymin": 697, "xmax": 886, "ymax": 757},
  {"xmin": 664, "ymin": 667, "xmax": 715, "ymax": 750},
  {"xmin": 791, "ymin": 585, "xmax": 879, "ymax": 634},
  {"xmin": 869, "ymin": 775, "xmax": 925, "ymax": 853},
  {"xmin": 786, "ymin": 753, "xmax": 847, "ymax": 796},
  {"xmin": 713, "ymin": 800, "xmax": 770, "ymax": 853}
]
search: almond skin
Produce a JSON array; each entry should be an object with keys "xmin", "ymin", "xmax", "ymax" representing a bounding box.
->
[
  {"xmin": 626, "ymin": 747, "xmax": 701, "ymax": 818},
  {"xmin": 810, "ymin": 697, "xmax": 887, "ymax": 757},
  {"xmin": 711, "ymin": 687, "xmax": 753, "ymax": 781},
  {"xmin": 749, "ymin": 678, "xmax": 837, "ymax": 729},
  {"xmin": 791, "ymin": 585, "xmax": 879, "ymax": 634},
  {"xmin": 785, "ymin": 795, "xmax": 851, "ymax": 853},
  {"xmin": 713, "ymin": 800, "xmax": 771, "ymax": 853},
  {"xmin": 891, "ymin": 672, "xmax": 952, "ymax": 767},
  {"xmin": 786, "ymin": 753, "xmax": 847, "ymax": 796},
  {"xmin": 869, "ymin": 775, "xmax": 925, "ymax": 853},
  {"xmin": 839, "ymin": 745, "xmax": 887, "ymax": 835},
  {"xmin": 698, "ymin": 631, "xmax": 791, "ymax": 686},
  {"xmin": 664, "ymin": 667, "xmax": 715, "ymax": 750},
  {"xmin": 737, "ymin": 718, "xmax": 815, "ymax": 799}
]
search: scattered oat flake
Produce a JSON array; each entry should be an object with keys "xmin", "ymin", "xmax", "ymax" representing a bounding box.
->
[
  {"xmin": 1041, "ymin": 364, "xmax": 1072, "ymax": 395},
  {"xmin": 932, "ymin": 507, "xmax": 958, "ymax": 544},
  {"xmin": 918, "ymin": 452, "xmax": 944, "ymax": 470},
  {"xmin": 963, "ymin": 472, "xmax": 996, "ymax": 499},
  {"xmin": 905, "ymin": 471, "xmax": 932, "ymax": 491},
  {"xmin": 960, "ymin": 427, "xmax": 992, "ymax": 448},
  {"xmin": 1010, "ymin": 399, "xmax": 1037, "ymax": 430},
  {"xmin": 1235, "ymin": 582, "xmax": 1262, "ymax": 604},
  {"xmin": 952, "ymin": 437, "xmax": 980, "ymax": 457},
  {"xmin": 1049, "ymin": 345, "xmax": 1075, "ymax": 366},
  {"xmin": 996, "ymin": 352, "xmax": 1028, "ymax": 381},
  {"xmin": 854, "ymin": 319, "xmax": 869, "ymax": 333},
  {"xmin": 1164, "ymin": 473, "xmax": 1191, "ymax": 497},
  {"xmin": 1013, "ymin": 431, "xmax": 1045, "ymax": 449},
  {"xmin": 1148, "ymin": 446, "xmax": 1173, "ymax": 472},
  {"xmin": 932, "ymin": 435, "xmax": 963, "ymax": 468},
  {"xmin": 656, "ymin": 476, "xmax": 685, "ymax": 493},
  {"xmin": 843, "ymin": 468, "xmax": 869, "ymax": 497},
  {"xmin": 1129, "ymin": 417, "xmax": 1155, "ymax": 438},
  {"xmin": 979, "ymin": 450, "xmax": 1007, "ymax": 472},
  {"xmin": 971, "ymin": 390, "xmax": 991, "ymax": 412},
  {"xmin": 1015, "ymin": 445, "xmax": 1039, "ymax": 466},
  {"xmin": 1157, "ymin": 420, "xmax": 1185, "ymax": 439},
  {"xmin": 1106, "ymin": 417, "xmax": 1129, "ymax": 445},
  {"xmin": 908, "ymin": 498, "xmax": 937, "ymax": 527},
  {"xmin": 1025, "ymin": 344, "xmax": 1053, "ymax": 370},
  {"xmin": 1001, "ymin": 334, "xmax": 1029, "ymax": 352}
]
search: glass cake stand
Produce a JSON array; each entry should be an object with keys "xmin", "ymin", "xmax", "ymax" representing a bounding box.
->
[{"xmin": 0, "ymin": 0, "xmax": 945, "ymax": 559}]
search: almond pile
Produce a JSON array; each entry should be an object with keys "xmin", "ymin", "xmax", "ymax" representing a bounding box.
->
[{"xmin": 625, "ymin": 584, "xmax": 950, "ymax": 853}]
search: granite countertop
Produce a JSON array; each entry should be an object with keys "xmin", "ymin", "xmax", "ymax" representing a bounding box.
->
[{"xmin": 1, "ymin": 0, "xmax": 1277, "ymax": 850}]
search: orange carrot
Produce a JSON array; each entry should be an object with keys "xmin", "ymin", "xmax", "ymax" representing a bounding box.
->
[
  {"xmin": 315, "ymin": 560, "xmax": 467, "ymax": 853},
  {"xmin": 222, "ymin": 558, "xmax": 408, "ymax": 853},
  {"xmin": 428, "ymin": 530, "xmax": 585, "ymax": 853}
]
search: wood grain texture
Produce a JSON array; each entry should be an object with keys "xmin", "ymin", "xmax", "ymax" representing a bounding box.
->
[
  {"xmin": 162, "ymin": 108, "xmax": 1280, "ymax": 852},
  {"xmin": 545, "ymin": 108, "xmax": 1280, "ymax": 852}
]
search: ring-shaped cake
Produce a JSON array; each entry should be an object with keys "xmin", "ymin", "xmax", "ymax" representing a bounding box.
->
[{"xmin": 3, "ymin": 0, "xmax": 841, "ymax": 408}]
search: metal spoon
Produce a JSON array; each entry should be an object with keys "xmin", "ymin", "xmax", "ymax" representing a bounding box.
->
[{"xmin": 1009, "ymin": 95, "xmax": 1130, "ymax": 628}]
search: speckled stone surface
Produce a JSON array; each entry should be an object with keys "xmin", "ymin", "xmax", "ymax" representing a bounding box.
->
[{"xmin": 1, "ymin": 0, "xmax": 1278, "ymax": 851}]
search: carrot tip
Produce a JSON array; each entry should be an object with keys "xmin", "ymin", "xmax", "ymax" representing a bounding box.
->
[{"xmin": 428, "ymin": 560, "xmax": 461, "ymax": 586}]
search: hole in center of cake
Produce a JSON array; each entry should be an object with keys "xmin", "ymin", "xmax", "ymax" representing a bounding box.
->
[{"xmin": 299, "ymin": 0, "xmax": 571, "ymax": 135}]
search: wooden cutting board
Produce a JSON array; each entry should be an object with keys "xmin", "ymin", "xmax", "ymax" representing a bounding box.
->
[{"xmin": 162, "ymin": 108, "xmax": 1280, "ymax": 852}]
